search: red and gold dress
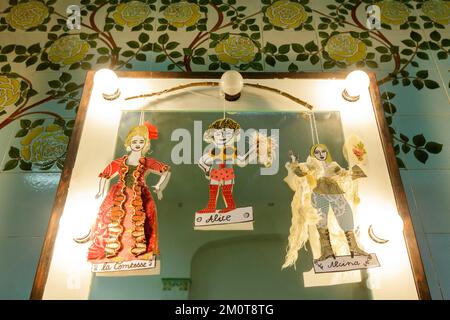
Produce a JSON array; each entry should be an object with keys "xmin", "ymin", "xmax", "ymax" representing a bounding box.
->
[{"xmin": 88, "ymin": 155, "xmax": 169, "ymax": 263}]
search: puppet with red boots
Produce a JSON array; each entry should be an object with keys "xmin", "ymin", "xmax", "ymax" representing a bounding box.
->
[{"xmin": 195, "ymin": 117, "xmax": 269, "ymax": 230}]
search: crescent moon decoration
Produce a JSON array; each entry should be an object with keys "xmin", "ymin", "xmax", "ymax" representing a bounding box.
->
[
  {"xmin": 73, "ymin": 230, "xmax": 92, "ymax": 244},
  {"xmin": 368, "ymin": 225, "xmax": 389, "ymax": 244}
]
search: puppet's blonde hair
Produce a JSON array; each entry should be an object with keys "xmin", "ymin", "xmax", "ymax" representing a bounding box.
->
[
  {"xmin": 124, "ymin": 125, "xmax": 150, "ymax": 154},
  {"xmin": 310, "ymin": 143, "xmax": 332, "ymax": 163}
]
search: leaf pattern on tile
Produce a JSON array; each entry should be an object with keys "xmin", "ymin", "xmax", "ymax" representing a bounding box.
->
[{"xmin": 0, "ymin": 0, "xmax": 447, "ymax": 170}]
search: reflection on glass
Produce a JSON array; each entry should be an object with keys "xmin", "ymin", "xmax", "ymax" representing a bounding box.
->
[{"xmin": 89, "ymin": 110, "xmax": 374, "ymax": 300}]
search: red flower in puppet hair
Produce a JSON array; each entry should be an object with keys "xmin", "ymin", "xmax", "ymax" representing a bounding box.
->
[{"xmin": 144, "ymin": 121, "xmax": 159, "ymax": 140}]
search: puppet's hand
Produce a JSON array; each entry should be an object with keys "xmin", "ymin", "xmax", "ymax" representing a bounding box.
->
[
  {"xmin": 152, "ymin": 185, "xmax": 163, "ymax": 200},
  {"xmin": 95, "ymin": 177, "xmax": 106, "ymax": 199},
  {"xmin": 288, "ymin": 150, "xmax": 297, "ymax": 163},
  {"xmin": 204, "ymin": 168, "xmax": 211, "ymax": 180}
]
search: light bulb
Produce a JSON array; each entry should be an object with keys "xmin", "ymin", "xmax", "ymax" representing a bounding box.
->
[
  {"xmin": 220, "ymin": 70, "xmax": 244, "ymax": 101},
  {"xmin": 94, "ymin": 68, "xmax": 120, "ymax": 100},
  {"xmin": 369, "ymin": 213, "xmax": 404, "ymax": 243},
  {"xmin": 342, "ymin": 70, "xmax": 370, "ymax": 102}
]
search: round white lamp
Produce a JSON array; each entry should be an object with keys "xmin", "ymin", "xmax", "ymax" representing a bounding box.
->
[
  {"xmin": 94, "ymin": 68, "xmax": 120, "ymax": 100},
  {"xmin": 342, "ymin": 70, "xmax": 370, "ymax": 102},
  {"xmin": 369, "ymin": 213, "xmax": 404, "ymax": 243},
  {"xmin": 220, "ymin": 70, "xmax": 244, "ymax": 101}
]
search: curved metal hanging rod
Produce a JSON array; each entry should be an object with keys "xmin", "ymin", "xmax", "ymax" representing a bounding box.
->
[{"xmin": 124, "ymin": 81, "xmax": 313, "ymax": 110}]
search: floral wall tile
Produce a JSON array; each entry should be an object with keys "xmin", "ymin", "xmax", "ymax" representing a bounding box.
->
[
  {"xmin": 262, "ymin": 30, "xmax": 322, "ymax": 72},
  {"xmin": 0, "ymin": 0, "xmax": 446, "ymax": 172},
  {"xmin": 416, "ymin": 0, "xmax": 450, "ymax": 30},
  {"xmin": 156, "ymin": 0, "xmax": 263, "ymax": 33},
  {"xmin": 0, "ymin": 116, "xmax": 17, "ymax": 168},
  {"xmin": 381, "ymin": 69, "xmax": 449, "ymax": 115},
  {"xmin": 318, "ymin": 29, "xmax": 380, "ymax": 72},
  {"xmin": 392, "ymin": 115, "xmax": 447, "ymax": 169},
  {"xmin": 0, "ymin": 0, "xmax": 55, "ymax": 33},
  {"xmin": 148, "ymin": 30, "xmax": 214, "ymax": 72},
  {"xmin": 261, "ymin": 0, "xmax": 315, "ymax": 32},
  {"xmin": 1, "ymin": 118, "xmax": 73, "ymax": 172}
]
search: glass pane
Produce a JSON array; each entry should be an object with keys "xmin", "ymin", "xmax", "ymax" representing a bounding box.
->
[{"xmin": 88, "ymin": 109, "xmax": 374, "ymax": 299}]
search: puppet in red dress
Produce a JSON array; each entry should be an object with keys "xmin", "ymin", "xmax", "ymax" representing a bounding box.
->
[{"xmin": 86, "ymin": 122, "xmax": 171, "ymax": 263}]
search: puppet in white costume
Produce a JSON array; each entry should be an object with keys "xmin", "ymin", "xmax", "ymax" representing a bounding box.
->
[{"xmin": 282, "ymin": 144, "xmax": 368, "ymax": 268}]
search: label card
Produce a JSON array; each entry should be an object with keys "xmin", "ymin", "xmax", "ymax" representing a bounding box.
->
[
  {"xmin": 313, "ymin": 253, "xmax": 380, "ymax": 273},
  {"xmin": 194, "ymin": 207, "xmax": 253, "ymax": 230},
  {"xmin": 92, "ymin": 256, "xmax": 159, "ymax": 276}
]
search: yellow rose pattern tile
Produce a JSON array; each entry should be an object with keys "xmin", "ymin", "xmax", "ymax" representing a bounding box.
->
[
  {"xmin": 379, "ymin": 0, "xmax": 411, "ymax": 25},
  {"xmin": 325, "ymin": 33, "xmax": 367, "ymax": 64},
  {"xmin": 20, "ymin": 123, "xmax": 69, "ymax": 167},
  {"xmin": 0, "ymin": 76, "xmax": 21, "ymax": 116},
  {"xmin": 48, "ymin": 36, "xmax": 90, "ymax": 65},
  {"xmin": 421, "ymin": 0, "xmax": 450, "ymax": 25},
  {"xmin": 5, "ymin": 0, "xmax": 49, "ymax": 31},
  {"xmin": 112, "ymin": 1, "xmax": 152, "ymax": 28},
  {"xmin": 215, "ymin": 35, "xmax": 258, "ymax": 65},
  {"xmin": 163, "ymin": 1, "xmax": 202, "ymax": 28},
  {"xmin": 5, "ymin": 118, "xmax": 72, "ymax": 171},
  {"xmin": 0, "ymin": 0, "xmax": 448, "ymax": 172},
  {"xmin": 264, "ymin": 0, "xmax": 310, "ymax": 29}
]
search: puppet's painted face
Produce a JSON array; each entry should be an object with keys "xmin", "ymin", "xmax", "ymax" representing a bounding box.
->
[
  {"xmin": 130, "ymin": 135, "xmax": 146, "ymax": 152},
  {"xmin": 213, "ymin": 128, "xmax": 235, "ymax": 146},
  {"xmin": 313, "ymin": 146, "xmax": 328, "ymax": 162}
]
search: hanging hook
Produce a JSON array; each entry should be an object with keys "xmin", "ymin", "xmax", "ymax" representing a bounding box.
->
[{"xmin": 139, "ymin": 109, "xmax": 145, "ymax": 126}]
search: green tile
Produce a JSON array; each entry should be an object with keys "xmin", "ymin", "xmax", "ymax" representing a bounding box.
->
[
  {"xmin": 417, "ymin": 233, "xmax": 445, "ymax": 300},
  {"xmin": 428, "ymin": 234, "xmax": 450, "ymax": 299},
  {"xmin": 400, "ymin": 171, "xmax": 425, "ymax": 233},
  {"xmin": 0, "ymin": 236, "xmax": 44, "ymax": 299},
  {"xmin": 383, "ymin": 75, "xmax": 450, "ymax": 115},
  {"xmin": 405, "ymin": 170, "xmax": 450, "ymax": 233},
  {"xmin": 0, "ymin": 173, "xmax": 59, "ymax": 237},
  {"xmin": 399, "ymin": 173, "xmax": 444, "ymax": 299}
]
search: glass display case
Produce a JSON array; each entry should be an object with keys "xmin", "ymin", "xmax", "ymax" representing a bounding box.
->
[{"xmin": 30, "ymin": 72, "xmax": 429, "ymax": 300}]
